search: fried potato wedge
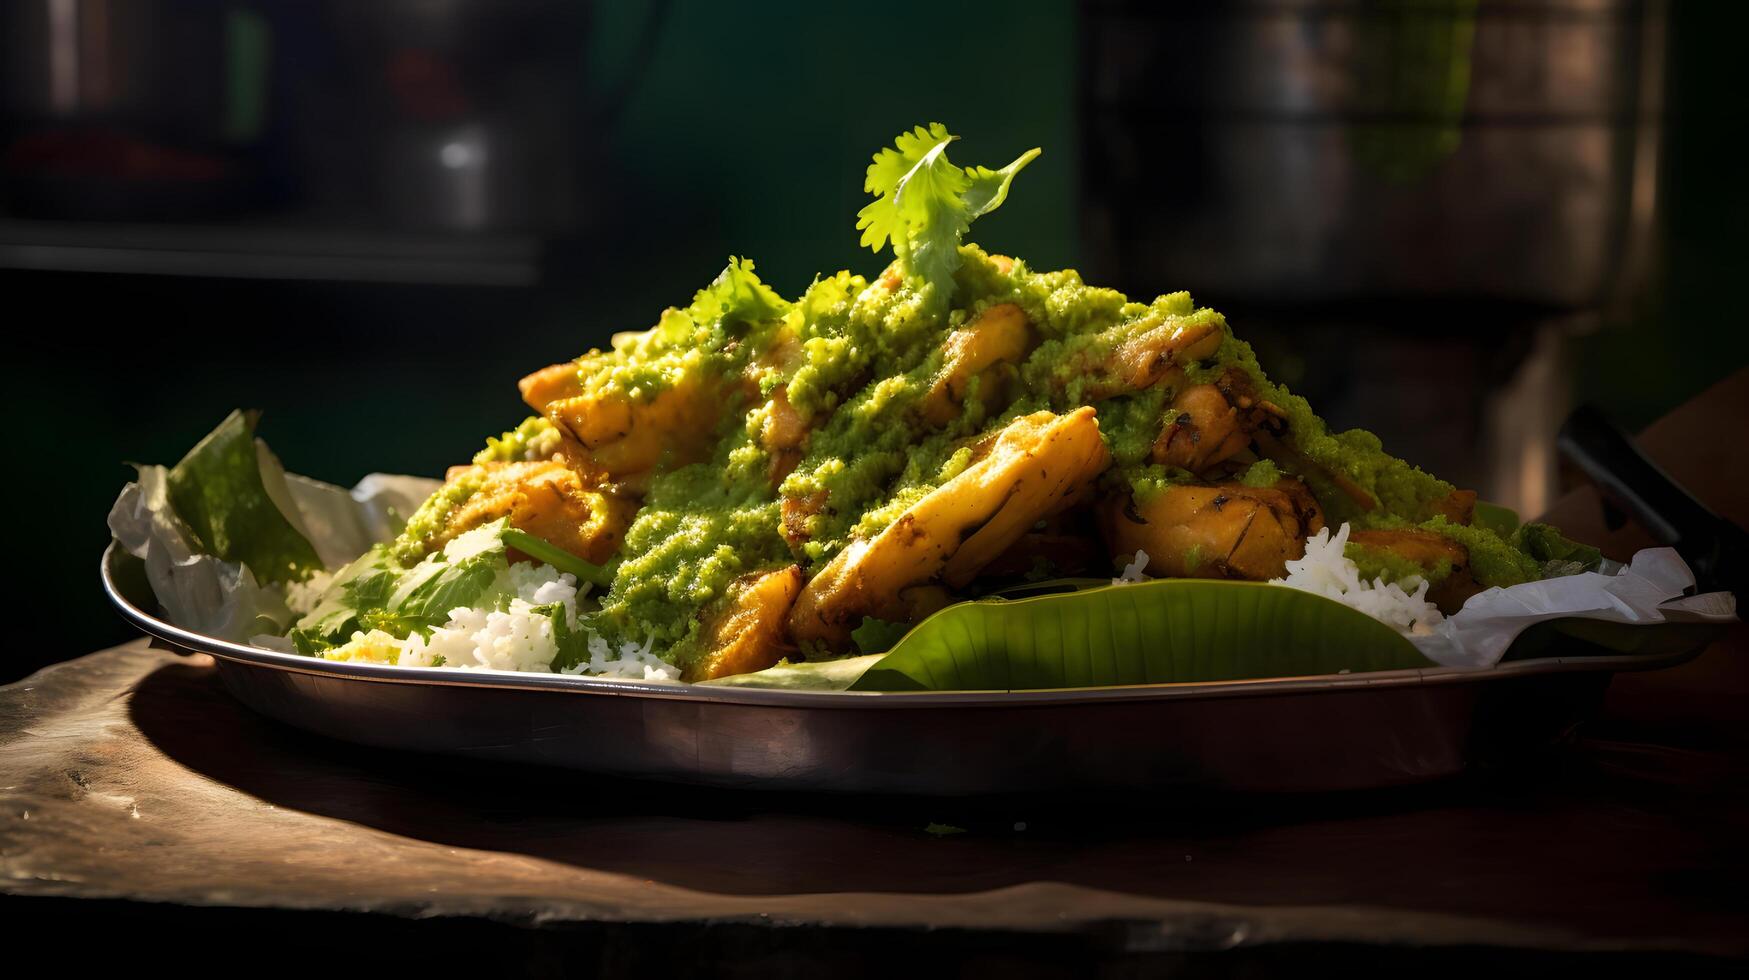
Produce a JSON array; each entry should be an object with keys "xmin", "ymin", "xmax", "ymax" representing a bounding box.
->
[
  {"xmin": 519, "ymin": 363, "xmax": 718, "ymax": 478},
  {"xmin": 517, "ymin": 362, "xmax": 584, "ymax": 411},
  {"xmin": 921, "ymin": 302, "xmax": 1032, "ymax": 426},
  {"xmin": 1347, "ymin": 528, "xmax": 1482, "ymax": 613},
  {"xmin": 1152, "ymin": 383, "xmax": 1252, "ymax": 473},
  {"xmin": 788, "ymin": 408, "xmax": 1111, "ymax": 650},
  {"xmin": 1151, "ymin": 369, "xmax": 1291, "ymax": 475},
  {"xmin": 1429, "ymin": 489, "xmax": 1478, "ymax": 525},
  {"xmin": 1083, "ymin": 317, "xmax": 1225, "ymax": 400},
  {"xmin": 758, "ymin": 385, "xmax": 811, "ymax": 485},
  {"xmin": 1099, "ymin": 478, "xmax": 1325, "ymax": 581},
  {"xmin": 686, "ymin": 565, "xmax": 805, "ymax": 681},
  {"xmin": 423, "ymin": 459, "xmax": 636, "ymax": 565}
]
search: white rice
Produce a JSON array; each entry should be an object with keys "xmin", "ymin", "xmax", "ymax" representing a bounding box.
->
[
  {"xmin": 322, "ymin": 561, "xmax": 677, "ymax": 680},
  {"xmin": 395, "ymin": 563, "xmax": 573, "ymax": 672},
  {"xmin": 1272, "ymin": 523, "xmax": 1443, "ymax": 636},
  {"xmin": 1113, "ymin": 549, "xmax": 1151, "ymax": 584},
  {"xmin": 556, "ymin": 633, "xmax": 673, "ymax": 681}
]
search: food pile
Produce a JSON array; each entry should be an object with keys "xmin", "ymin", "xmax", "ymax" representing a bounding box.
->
[{"xmin": 266, "ymin": 124, "xmax": 1600, "ymax": 681}]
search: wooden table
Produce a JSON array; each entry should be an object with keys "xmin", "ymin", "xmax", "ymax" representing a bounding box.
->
[{"xmin": 4, "ymin": 372, "xmax": 1746, "ymax": 976}]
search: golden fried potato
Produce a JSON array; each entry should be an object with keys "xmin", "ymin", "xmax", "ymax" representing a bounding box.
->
[
  {"xmin": 1098, "ymin": 478, "xmax": 1325, "ymax": 581},
  {"xmin": 780, "ymin": 489, "xmax": 827, "ymax": 552},
  {"xmin": 788, "ymin": 408, "xmax": 1111, "ymax": 650},
  {"xmin": 517, "ymin": 362, "xmax": 584, "ymax": 410},
  {"xmin": 1152, "ymin": 383, "xmax": 1252, "ymax": 473},
  {"xmin": 1083, "ymin": 317, "xmax": 1225, "ymax": 400},
  {"xmin": 1151, "ymin": 368, "xmax": 1293, "ymax": 476},
  {"xmin": 1429, "ymin": 489, "xmax": 1478, "ymax": 525},
  {"xmin": 520, "ymin": 363, "xmax": 717, "ymax": 478},
  {"xmin": 686, "ymin": 565, "xmax": 805, "ymax": 681},
  {"xmin": 1347, "ymin": 529, "xmax": 1481, "ymax": 613},
  {"xmin": 427, "ymin": 459, "xmax": 635, "ymax": 565},
  {"xmin": 758, "ymin": 385, "xmax": 811, "ymax": 484},
  {"xmin": 1250, "ymin": 428, "xmax": 1378, "ymax": 514},
  {"xmin": 921, "ymin": 302, "xmax": 1032, "ymax": 426}
]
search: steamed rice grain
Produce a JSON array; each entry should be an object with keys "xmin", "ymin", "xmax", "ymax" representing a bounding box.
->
[
  {"xmin": 1273, "ymin": 523, "xmax": 1443, "ymax": 636},
  {"xmin": 321, "ymin": 561, "xmax": 678, "ymax": 680}
]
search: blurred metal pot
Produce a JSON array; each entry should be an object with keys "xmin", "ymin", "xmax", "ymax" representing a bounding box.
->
[
  {"xmin": 1081, "ymin": 0, "xmax": 1665, "ymax": 311},
  {"xmin": 325, "ymin": 0, "xmax": 589, "ymax": 233}
]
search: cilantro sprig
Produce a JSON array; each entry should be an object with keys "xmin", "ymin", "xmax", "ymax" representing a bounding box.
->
[{"xmin": 855, "ymin": 123, "xmax": 1040, "ymax": 304}]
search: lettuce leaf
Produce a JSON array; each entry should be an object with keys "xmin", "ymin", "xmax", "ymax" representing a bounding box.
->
[
  {"xmin": 164, "ymin": 410, "xmax": 323, "ymax": 586},
  {"xmin": 855, "ymin": 123, "xmax": 1039, "ymax": 303},
  {"xmin": 289, "ymin": 520, "xmax": 511, "ymax": 653}
]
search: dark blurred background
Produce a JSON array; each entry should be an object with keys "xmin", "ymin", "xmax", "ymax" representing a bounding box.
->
[{"xmin": 3, "ymin": 0, "xmax": 1744, "ymax": 681}]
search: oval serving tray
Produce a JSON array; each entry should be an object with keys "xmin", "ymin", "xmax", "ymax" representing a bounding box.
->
[{"xmin": 101, "ymin": 545, "xmax": 1703, "ymax": 795}]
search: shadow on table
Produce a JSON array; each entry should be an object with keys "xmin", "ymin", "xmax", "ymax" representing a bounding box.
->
[{"xmin": 122, "ymin": 649, "xmax": 1749, "ymax": 946}]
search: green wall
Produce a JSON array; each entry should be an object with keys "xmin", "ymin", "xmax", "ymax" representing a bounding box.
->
[{"xmin": 584, "ymin": 1, "xmax": 1079, "ymax": 299}]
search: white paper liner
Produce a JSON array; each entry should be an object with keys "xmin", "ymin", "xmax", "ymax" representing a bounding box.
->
[
  {"xmin": 108, "ymin": 456, "xmax": 438, "ymax": 643},
  {"xmin": 1408, "ymin": 547, "xmax": 1737, "ymax": 668}
]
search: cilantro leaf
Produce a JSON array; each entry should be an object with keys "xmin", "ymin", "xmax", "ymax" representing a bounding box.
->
[
  {"xmin": 687, "ymin": 256, "xmax": 792, "ymax": 332},
  {"xmin": 539, "ymin": 599, "xmax": 592, "ymax": 673},
  {"xmin": 857, "ymin": 122, "xmax": 955, "ymax": 254},
  {"xmin": 962, "ymin": 147, "xmax": 1042, "ymax": 220},
  {"xmin": 855, "ymin": 124, "xmax": 1040, "ymax": 303},
  {"xmin": 898, "ymin": 139, "xmax": 972, "ymax": 296}
]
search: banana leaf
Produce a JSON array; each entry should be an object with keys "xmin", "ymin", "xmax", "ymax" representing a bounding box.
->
[
  {"xmin": 848, "ymin": 580, "xmax": 1434, "ymax": 693},
  {"xmin": 1499, "ymin": 616, "xmax": 1726, "ymax": 662},
  {"xmin": 708, "ymin": 542, "xmax": 1726, "ymax": 693}
]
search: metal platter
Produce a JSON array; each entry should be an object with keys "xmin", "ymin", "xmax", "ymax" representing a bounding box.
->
[{"xmin": 101, "ymin": 544, "xmax": 1700, "ymax": 795}]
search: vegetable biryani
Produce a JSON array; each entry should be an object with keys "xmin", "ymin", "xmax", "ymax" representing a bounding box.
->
[{"xmin": 122, "ymin": 125, "xmax": 1610, "ymax": 683}]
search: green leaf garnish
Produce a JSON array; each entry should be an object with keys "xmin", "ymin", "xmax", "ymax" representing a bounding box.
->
[
  {"xmin": 850, "ymin": 616, "xmax": 911, "ymax": 655},
  {"xmin": 687, "ymin": 256, "xmax": 792, "ymax": 331},
  {"xmin": 501, "ymin": 528, "xmax": 615, "ymax": 587},
  {"xmin": 962, "ymin": 148, "xmax": 1042, "ymax": 221},
  {"xmin": 1472, "ymin": 500, "xmax": 1521, "ymax": 537},
  {"xmin": 289, "ymin": 521, "xmax": 512, "ymax": 653},
  {"xmin": 855, "ymin": 123, "xmax": 1039, "ymax": 304},
  {"xmin": 1513, "ymin": 522, "xmax": 1604, "ymax": 575}
]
